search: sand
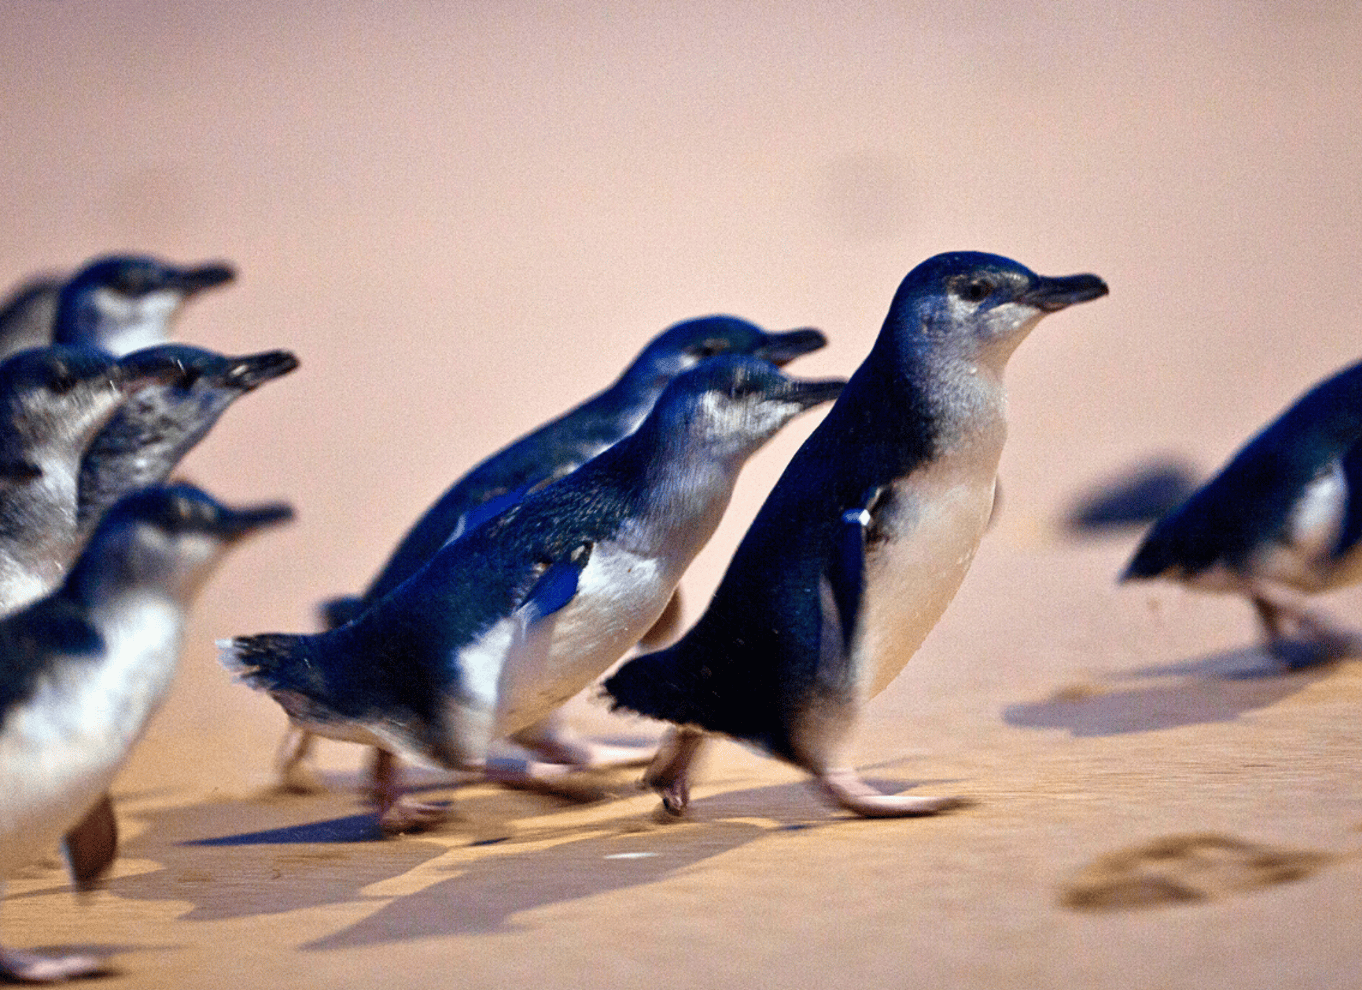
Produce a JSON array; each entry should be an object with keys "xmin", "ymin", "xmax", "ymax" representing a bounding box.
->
[{"xmin": 1, "ymin": 2, "xmax": 1360, "ymax": 986}]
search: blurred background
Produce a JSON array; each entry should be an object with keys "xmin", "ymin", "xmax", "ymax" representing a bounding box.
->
[{"xmin": 2, "ymin": 0, "xmax": 1360, "ymax": 787}]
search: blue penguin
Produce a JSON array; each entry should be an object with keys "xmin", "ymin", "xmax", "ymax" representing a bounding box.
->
[
  {"xmin": 0, "ymin": 484, "xmax": 292, "ymax": 982},
  {"xmin": 0, "ymin": 274, "xmax": 64, "ymax": 360},
  {"xmin": 224, "ymin": 355, "xmax": 844, "ymax": 833},
  {"xmin": 75, "ymin": 345, "xmax": 299, "ymax": 543},
  {"xmin": 605, "ymin": 252, "xmax": 1108, "ymax": 817},
  {"xmin": 1122, "ymin": 358, "xmax": 1362, "ymax": 661},
  {"xmin": 51, "ymin": 254, "xmax": 235, "ymax": 357},
  {"xmin": 284, "ymin": 316, "xmax": 827, "ymax": 794},
  {"xmin": 0, "ymin": 346, "xmax": 189, "ymax": 614}
]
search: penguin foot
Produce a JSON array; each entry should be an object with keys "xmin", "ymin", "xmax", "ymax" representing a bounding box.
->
[
  {"xmin": 814, "ymin": 769, "xmax": 970, "ymax": 819},
  {"xmin": 274, "ymin": 728, "xmax": 327, "ymax": 795},
  {"xmin": 642, "ymin": 727, "xmax": 707, "ymax": 816},
  {"xmin": 377, "ymin": 797, "xmax": 451, "ymax": 836},
  {"xmin": 369, "ymin": 748, "xmax": 451, "ymax": 835},
  {"xmin": 0, "ymin": 946, "xmax": 114, "ymax": 983},
  {"xmin": 507, "ymin": 715, "xmax": 655, "ymax": 771}
]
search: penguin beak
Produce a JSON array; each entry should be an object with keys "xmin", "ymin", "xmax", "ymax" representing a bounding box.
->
[
  {"xmin": 754, "ymin": 327, "xmax": 828, "ymax": 366},
  {"xmin": 168, "ymin": 262, "xmax": 236, "ymax": 296},
  {"xmin": 213, "ymin": 501, "xmax": 295, "ymax": 541},
  {"xmin": 224, "ymin": 350, "xmax": 300, "ymax": 391},
  {"xmin": 1020, "ymin": 273, "xmax": 1109, "ymax": 312},
  {"xmin": 785, "ymin": 376, "xmax": 846, "ymax": 410}
]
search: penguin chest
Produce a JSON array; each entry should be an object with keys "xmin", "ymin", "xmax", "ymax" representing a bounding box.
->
[
  {"xmin": 470, "ymin": 543, "xmax": 682, "ymax": 737},
  {"xmin": 1243, "ymin": 459, "xmax": 1352, "ymax": 593},
  {"xmin": 0, "ymin": 600, "xmax": 181, "ymax": 875},
  {"xmin": 853, "ymin": 459, "xmax": 998, "ymax": 700}
]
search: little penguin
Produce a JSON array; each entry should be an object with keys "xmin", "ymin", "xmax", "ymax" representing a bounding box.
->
[
  {"xmin": 1122, "ymin": 358, "xmax": 1362, "ymax": 661},
  {"xmin": 223, "ymin": 354, "xmax": 844, "ymax": 833},
  {"xmin": 51, "ymin": 254, "xmax": 236, "ymax": 357},
  {"xmin": 286, "ymin": 316, "xmax": 826, "ymax": 794},
  {"xmin": 0, "ymin": 483, "xmax": 292, "ymax": 982},
  {"xmin": 0, "ymin": 346, "xmax": 189, "ymax": 615},
  {"xmin": 605, "ymin": 252, "xmax": 1108, "ymax": 818},
  {"xmin": 75, "ymin": 345, "xmax": 299, "ymax": 544}
]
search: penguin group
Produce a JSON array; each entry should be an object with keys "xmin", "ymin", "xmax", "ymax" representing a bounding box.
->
[
  {"xmin": 0, "ymin": 253, "xmax": 295, "ymax": 981},
  {"xmin": 8, "ymin": 243, "xmax": 1362, "ymax": 980}
]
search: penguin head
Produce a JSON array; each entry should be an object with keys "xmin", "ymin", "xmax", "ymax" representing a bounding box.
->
[
  {"xmin": 0, "ymin": 345, "xmax": 182, "ymax": 477},
  {"xmin": 83, "ymin": 483, "xmax": 293, "ymax": 601},
  {"xmin": 648, "ymin": 354, "xmax": 844, "ymax": 464},
  {"xmin": 886, "ymin": 252, "xmax": 1108, "ymax": 372},
  {"xmin": 625, "ymin": 316, "xmax": 828, "ymax": 392},
  {"xmin": 118, "ymin": 344, "xmax": 299, "ymax": 407},
  {"xmin": 54, "ymin": 254, "xmax": 236, "ymax": 356}
]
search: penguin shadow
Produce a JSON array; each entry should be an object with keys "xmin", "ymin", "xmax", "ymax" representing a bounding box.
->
[
  {"xmin": 1003, "ymin": 643, "xmax": 1349, "ymax": 737},
  {"xmin": 105, "ymin": 788, "xmax": 451, "ymax": 922},
  {"xmin": 1059, "ymin": 832, "xmax": 1354, "ymax": 911},
  {"xmin": 303, "ymin": 775, "xmax": 941, "ymax": 952}
]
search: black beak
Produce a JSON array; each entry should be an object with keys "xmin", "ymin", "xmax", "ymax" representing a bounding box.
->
[
  {"xmin": 785, "ymin": 376, "xmax": 846, "ymax": 410},
  {"xmin": 170, "ymin": 262, "xmax": 236, "ymax": 295},
  {"xmin": 1021, "ymin": 273, "xmax": 1109, "ymax": 312},
  {"xmin": 754, "ymin": 327, "xmax": 828, "ymax": 366},
  {"xmin": 215, "ymin": 501, "xmax": 295, "ymax": 540},
  {"xmin": 224, "ymin": 350, "xmax": 300, "ymax": 391}
]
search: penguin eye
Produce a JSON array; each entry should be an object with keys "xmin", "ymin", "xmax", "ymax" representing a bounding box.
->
[
  {"xmin": 957, "ymin": 278, "xmax": 994, "ymax": 304},
  {"xmin": 113, "ymin": 268, "xmax": 156, "ymax": 296},
  {"xmin": 48, "ymin": 368, "xmax": 78, "ymax": 395},
  {"xmin": 692, "ymin": 339, "xmax": 730, "ymax": 359}
]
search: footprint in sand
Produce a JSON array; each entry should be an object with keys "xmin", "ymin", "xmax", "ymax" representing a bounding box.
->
[{"xmin": 1060, "ymin": 833, "xmax": 1335, "ymax": 911}]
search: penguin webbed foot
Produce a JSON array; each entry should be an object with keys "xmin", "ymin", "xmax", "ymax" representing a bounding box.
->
[
  {"xmin": 273, "ymin": 728, "xmax": 328, "ymax": 795},
  {"xmin": 369, "ymin": 748, "xmax": 452, "ymax": 836},
  {"xmin": 814, "ymin": 769, "xmax": 971, "ymax": 819},
  {"xmin": 1252, "ymin": 595, "xmax": 1360, "ymax": 668},
  {"xmin": 507, "ymin": 715, "xmax": 656, "ymax": 771},
  {"xmin": 641, "ymin": 727, "xmax": 707, "ymax": 817},
  {"xmin": 0, "ymin": 946, "xmax": 115, "ymax": 984}
]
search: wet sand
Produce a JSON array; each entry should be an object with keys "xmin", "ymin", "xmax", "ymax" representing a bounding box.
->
[{"xmin": 2, "ymin": 2, "xmax": 1361, "ymax": 986}]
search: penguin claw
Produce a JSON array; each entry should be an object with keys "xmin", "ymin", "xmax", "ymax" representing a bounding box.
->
[{"xmin": 0, "ymin": 947, "xmax": 114, "ymax": 983}]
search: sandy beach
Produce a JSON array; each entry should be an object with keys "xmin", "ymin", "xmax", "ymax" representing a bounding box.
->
[{"xmin": 2, "ymin": 2, "xmax": 1360, "ymax": 986}]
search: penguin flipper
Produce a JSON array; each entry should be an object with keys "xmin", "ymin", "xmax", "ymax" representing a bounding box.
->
[
  {"xmin": 63, "ymin": 792, "xmax": 118, "ymax": 892},
  {"xmin": 517, "ymin": 543, "xmax": 593, "ymax": 626},
  {"xmin": 829, "ymin": 502, "xmax": 872, "ymax": 653}
]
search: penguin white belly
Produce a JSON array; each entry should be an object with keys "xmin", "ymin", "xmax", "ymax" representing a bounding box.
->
[
  {"xmin": 0, "ymin": 601, "xmax": 179, "ymax": 876},
  {"xmin": 483, "ymin": 542, "xmax": 682, "ymax": 736},
  {"xmin": 855, "ymin": 459, "xmax": 998, "ymax": 700},
  {"xmin": 1243, "ymin": 460, "xmax": 1347, "ymax": 593}
]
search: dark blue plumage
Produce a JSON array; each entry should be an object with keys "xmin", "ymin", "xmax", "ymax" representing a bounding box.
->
[
  {"xmin": 1123, "ymin": 358, "xmax": 1362, "ymax": 657},
  {"xmin": 607, "ymin": 252, "xmax": 1108, "ymax": 817},
  {"xmin": 227, "ymin": 355, "xmax": 843, "ymax": 832},
  {"xmin": 51, "ymin": 254, "xmax": 235, "ymax": 356},
  {"xmin": 329, "ymin": 315, "xmax": 827, "ymax": 619}
]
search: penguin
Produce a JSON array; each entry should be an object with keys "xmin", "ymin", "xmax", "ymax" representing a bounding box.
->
[
  {"xmin": 0, "ymin": 483, "xmax": 292, "ymax": 982},
  {"xmin": 0, "ymin": 274, "xmax": 64, "ymax": 360},
  {"xmin": 1122, "ymin": 358, "xmax": 1362, "ymax": 661},
  {"xmin": 51, "ymin": 254, "xmax": 235, "ymax": 357},
  {"xmin": 223, "ymin": 355, "xmax": 844, "ymax": 833},
  {"xmin": 0, "ymin": 346, "xmax": 189, "ymax": 615},
  {"xmin": 284, "ymin": 316, "xmax": 827, "ymax": 794},
  {"xmin": 75, "ymin": 345, "xmax": 299, "ymax": 543},
  {"xmin": 605, "ymin": 252, "xmax": 1108, "ymax": 817}
]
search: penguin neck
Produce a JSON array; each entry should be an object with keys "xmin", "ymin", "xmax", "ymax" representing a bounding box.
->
[
  {"xmin": 864, "ymin": 325, "xmax": 1010, "ymax": 464},
  {"xmin": 600, "ymin": 416, "xmax": 741, "ymax": 554},
  {"xmin": 0, "ymin": 452, "xmax": 85, "ymax": 610}
]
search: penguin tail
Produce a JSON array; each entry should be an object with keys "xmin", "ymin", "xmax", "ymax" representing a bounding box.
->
[
  {"xmin": 218, "ymin": 633, "xmax": 323, "ymax": 697},
  {"xmin": 603, "ymin": 646, "xmax": 707, "ymax": 728}
]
